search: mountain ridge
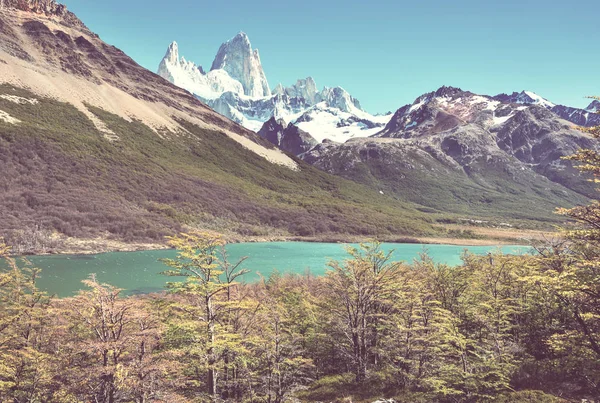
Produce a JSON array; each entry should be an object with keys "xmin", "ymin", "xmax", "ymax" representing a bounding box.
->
[
  {"xmin": 157, "ymin": 36, "xmax": 390, "ymax": 141},
  {"xmin": 300, "ymin": 85, "xmax": 597, "ymax": 223}
]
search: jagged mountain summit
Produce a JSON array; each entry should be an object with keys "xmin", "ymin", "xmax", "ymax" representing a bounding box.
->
[
  {"xmin": 587, "ymin": 99, "xmax": 600, "ymax": 112},
  {"xmin": 157, "ymin": 35, "xmax": 391, "ymax": 141},
  {"xmin": 493, "ymin": 90, "xmax": 600, "ymax": 128},
  {"xmin": 492, "ymin": 90, "xmax": 556, "ymax": 108},
  {"xmin": 0, "ymin": 0, "xmax": 84, "ymax": 27},
  {"xmin": 157, "ymin": 41, "xmax": 244, "ymax": 100},
  {"xmin": 210, "ymin": 32, "xmax": 270, "ymax": 98}
]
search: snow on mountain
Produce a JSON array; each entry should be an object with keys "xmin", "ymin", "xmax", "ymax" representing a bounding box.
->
[
  {"xmin": 205, "ymin": 90, "xmax": 315, "ymax": 132},
  {"xmin": 377, "ymin": 86, "xmax": 507, "ymax": 137},
  {"xmin": 492, "ymin": 90, "xmax": 600, "ymax": 128},
  {"xmin": 157, "ymin": 41, "xmax": 243, "ymax": 100},
  {"xmin": 375, "ymin": 85, "xmax": 599, "ymax": 146},
  {"xmin": 157, "ymin": 35, "xmax": 390, "ymax": 144},
  {"xmin": 521, "ymin": 91, "xmax": 556, "ymax": 108},
  {"xmin": 210, "ymin": 32, "xmax": 271, "ymax": 98},
  {"xmin": 280, "ymin": 77, "xmax": 319, "ymax": 105},
  {"xmin": 294, "ymin": 103, "xmax": 391, "ymax": 143},
  {"xmin": 587, "ymin": 100, "xmax": 600, "ymax": 113},
  {"xmin": 493, "ymin": 90, "xmax": 555, "ymax": 108}
]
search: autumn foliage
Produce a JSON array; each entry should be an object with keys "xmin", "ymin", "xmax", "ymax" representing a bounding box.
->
[{"xmin": 0, "ymin": 99, "xmax": 599, "ymax": 402}]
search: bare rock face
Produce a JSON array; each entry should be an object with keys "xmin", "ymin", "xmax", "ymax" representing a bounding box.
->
[
  {"xmin": 258, "ymin": 116, "xmax": 318, "ymax": 156},
  {"xmin": 2, "ymin": 0, "xmax": 65, "ymax": 14},
  {"xmin": 0, "ymin": 0, "xmax": 86, "ymax": 28},
  {"xmin": 586, "ymin": 99, "xmax": 600, "ymax": 113},
  {"xmin": 210, "ymin": 32, "xmax": 271, "ymax": 98}
]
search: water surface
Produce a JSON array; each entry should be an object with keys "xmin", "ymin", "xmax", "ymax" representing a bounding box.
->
[{"xmin": 21, "ymin": 242, "xmax": 531, "ymax": 297}]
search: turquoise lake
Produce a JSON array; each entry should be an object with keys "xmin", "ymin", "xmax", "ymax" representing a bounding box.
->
[{"xmin": 21, "ymin": 242, "xmax": 532, "ymax": 297}]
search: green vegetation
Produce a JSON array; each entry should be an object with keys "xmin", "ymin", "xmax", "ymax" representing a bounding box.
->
[
  {"xmin": 312, "ymin": 144, "xmax": 591, "ymax": 229},
  {"xmin": 1, "ymin": 233, "xmax": 599, "ymax": 402},
  {"xmin": 0, "ymin": 95, "xmax": 597, "ymax": 402},
  {"xmin": 0, "ymin": 84, "xmax": 437, "ymax": 250}
]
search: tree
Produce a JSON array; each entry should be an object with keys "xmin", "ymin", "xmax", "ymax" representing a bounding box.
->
[
  {"xmin": 0, "ymin": 238, "xmax": 59, "ymax": 402},
  {"xmin": 322, "ymin": 242, "xmax": 402, "ymax": 382},
  {"xmin": 160, "ymin": 231, "xmax": 248, "ymax": 401},
  {"xmin": 251, "ymin": 274, "xmax": 316, "ymax": 402},
  {"xmin": 66, "ymin": 276, "xmax": 134, "ymax": 403}
]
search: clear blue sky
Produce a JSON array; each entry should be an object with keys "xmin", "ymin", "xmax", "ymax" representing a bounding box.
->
[{"xmin": 63, "ymin": 0, "xmax": 599, "ymax": 114}]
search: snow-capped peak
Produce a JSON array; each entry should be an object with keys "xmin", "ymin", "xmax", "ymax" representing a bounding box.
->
[
  {"xmin": 586, "ymin": 99, "xmax": 600, "ymax": 113},
  {"xmin": 210, "ymin": 32, "xmax": 271, "ymax": 98},
  {"xmin": 157, "ymin": 42, "xmax": 242, "ymax": 100},
  {"xmin": 493, "ymin": 90, "xmax": 555, "ymax": 109},
  {"xmin": 522, "ymin": 91, "xmax": 556, "ymax": 108},
  {"xmin": 157, "ymin": 34, "xmax": 390, "ymax": 143},
  {"xmin": 164, "ymin": 41, "xmax": 179, "ymax": 64},
  {"xmin": 319, "ymin": 86, "xmax": 363, "ymax": 114},
  {"xmin": 272, "ymin": 83, "xmax": 285, "ymax": 96}
]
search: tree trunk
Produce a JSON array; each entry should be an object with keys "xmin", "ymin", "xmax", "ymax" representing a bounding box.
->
[{"xmin": 207, "ymin": 296, "xmax": 217, "ymax": 400}]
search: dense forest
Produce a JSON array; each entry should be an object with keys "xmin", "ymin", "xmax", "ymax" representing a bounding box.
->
[{"xmin": 0, "ymin": 106, "xmax": 599, "ymax": 402}]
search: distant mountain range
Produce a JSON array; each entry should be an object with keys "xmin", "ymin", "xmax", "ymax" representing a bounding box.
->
[
  {"xmin": 156, "ymin": 33, "xmax": 598, "ymax": 225},
  {"xmin": 158, "ymin": 34, "xmax": 599, "ymax": 150},
  {"xmin": 157, "ymin": 34, "xmax": 390, "ymax": 142}
]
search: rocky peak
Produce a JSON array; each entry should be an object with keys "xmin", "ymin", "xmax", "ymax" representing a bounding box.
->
[
  {"xmin": 210, "ymin": 31, "xmax": 271, "ymax": 98},
  {"xmin": 164, "ymin": 41, "xmax": 179, "ymax": 64},
  {"xmin": 2, "ymin": 0, "xmax": 64, "ymax": 14},
  {"xmin": 272, "ymin": 83, "xmax": 285, "ymax": 96},
  {"xmin": 493, "ymin": 92, "xmax": 599, "ymax": 128},
  {"xmin": 493, "ymin": 90, "xmax": 555, "ymax": 108},
  {"xmin": 433, "ymin": 85, "xmax": 466, "ymax": 98},
  {"xmin": 587, "ymin": 99, "xmax": 600, "ymax": 113},
  {"xmin": 403, "ymin": 86, "xmax": 471, "ymax": 111},
  {"xmin": 258, "ymin": 116, "xmax": 318, "ymax": 156},
  {"xmin": 319, "ymin": 86, "xmax": 362, "ymax": 113},
  {"xmin": 0, "ymin": 0, "xmax": 85, "ymax": 28},
  {"xmin": 285, "ymin": 77, "xmax": 319, "ymax": 104},
  {"xmin": 260, "ymin": 116, "xmax": 286, "ymax": 133}
]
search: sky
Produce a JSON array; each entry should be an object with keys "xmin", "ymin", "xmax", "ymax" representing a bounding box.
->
[{"xmin": 62, "ymin": 0, "xmax": 600, "ymax": 114}]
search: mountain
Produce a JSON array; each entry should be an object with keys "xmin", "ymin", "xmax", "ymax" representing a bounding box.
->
[
  {"xmin": 257, "ymin": 117, "xmax": 318, "ymax": 156},
  {"xmin": 302, "ymin": 86, "xmax": 596, "ymax": 224},
  {"xmin": 210, "ymin": 32, "xmax": 270, "ymax": 98},
  {"xmin": 157, "ymin": 42, "xmax": 243, "ymax": 100},
  {"xmin": 493, "ymin": 90, "xmax": 600, "ymax": 127},
  {"xmin": 0, "ymin": 0, "xmax": 436, "ymax": 250},
  {"xmin": 587, "ymin": 99, "xmax": 600, "ymax": 113},
  {"xmin": 157, "ymin": 36, "xmax": 390, "ymax": 141},
  {"xmin": 493, "ymin": 90, "xmax": 556, "ymax": 108}
]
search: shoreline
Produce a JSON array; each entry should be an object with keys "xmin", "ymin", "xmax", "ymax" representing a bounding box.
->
[{"xmin": 11, "ymin": 231, "xmax": 543, "ymax": 257}]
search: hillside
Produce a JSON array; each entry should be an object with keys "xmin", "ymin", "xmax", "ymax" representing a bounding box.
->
[{"xmin": 0, "ymin": 1, "xmax": 435, "ymax": 251}]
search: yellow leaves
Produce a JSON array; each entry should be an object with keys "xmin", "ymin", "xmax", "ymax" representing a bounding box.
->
[
  {"xmin": 0, "ymin": 347, "xmax": 56, "ymax": 400},
  {"xmin": 166, "ymin": 231, "xmax": 225, "ymax": 252},
  {"xmin": 0, "ymin": 238, "xmax": 10, "ymax": 257}
]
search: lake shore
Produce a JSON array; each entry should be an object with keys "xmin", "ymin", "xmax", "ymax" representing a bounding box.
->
[{"xmin": 12, "ymin": 226, "xmax": 552, "ymax": 256}]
